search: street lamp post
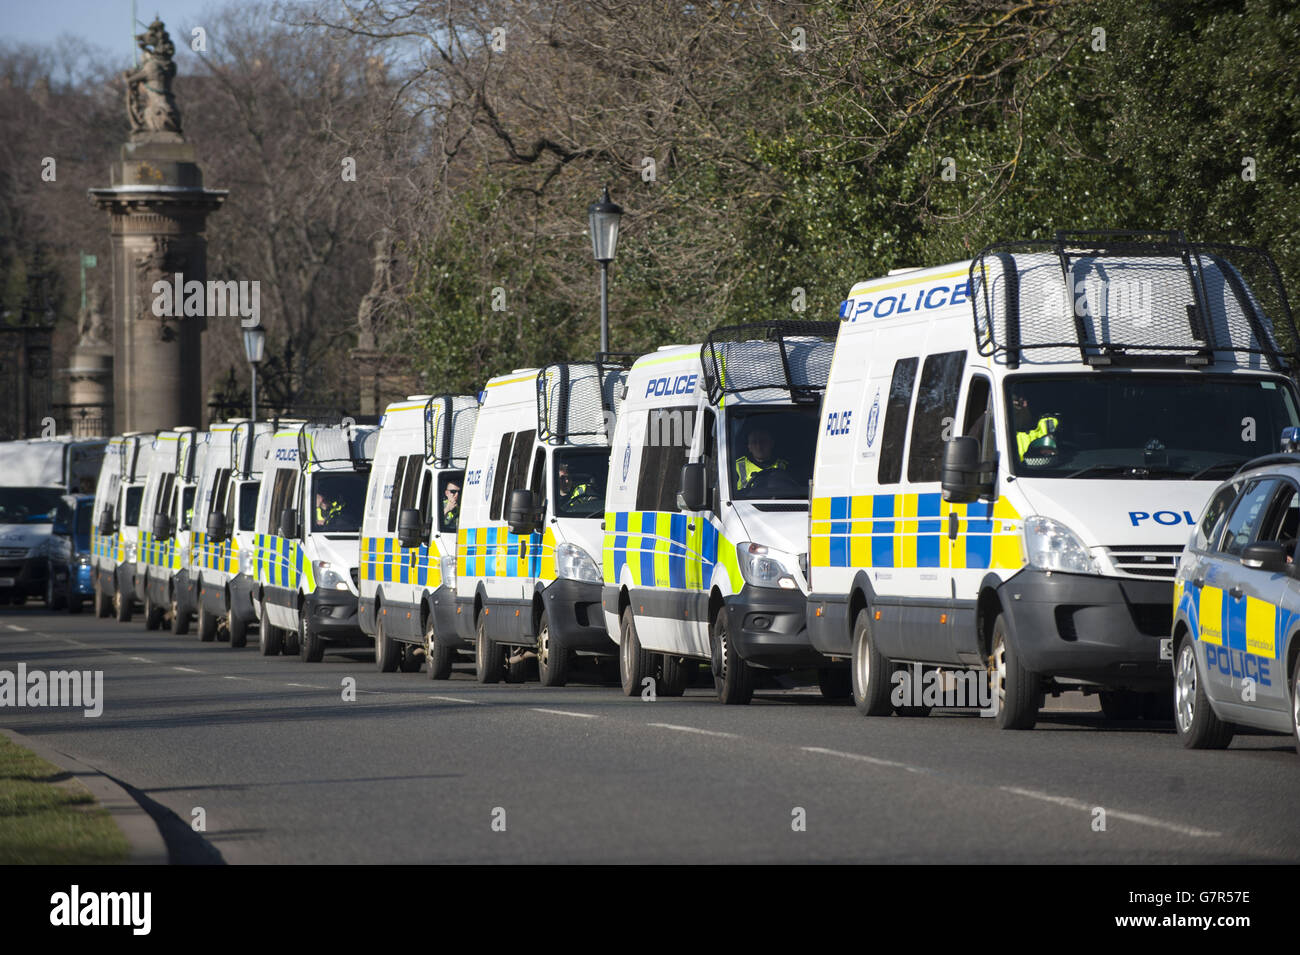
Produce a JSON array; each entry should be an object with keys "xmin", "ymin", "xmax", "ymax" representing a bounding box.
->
[
  {"xmin": 588, "ymin": 185, "xmax": 623, "ymax": 354},
  {"xmin": 242, "ymin": 325, "xmax": 266, "ymax": 421}
]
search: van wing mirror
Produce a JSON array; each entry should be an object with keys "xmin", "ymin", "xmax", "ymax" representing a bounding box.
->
[
  {"xmin": 279, "ymin": 507, "xmax": 300, "ymax": 540},
  {"xmin": 98, "ymin": 508, "xmax": 115, "ymax": 536},
  {"xmin": 397, "ymin": 507, "xmax": 424, "ymax": 548},
  {"xmin": 151, "ymin": 512, "xmax": 172, "ymax": 541},
  {"xmin": 678, "ymin": 462, "xmax": 708, "ymax": 512},
  {"xmin": 1242, "ymin": 540, "xmax": 1288, "ymax": 573},
  {"xmin": 506, "ymin": 488, "xmax": 539, "ymax": 535},
  {"xmin": 941, "ymin": 436, "xmax": 992, "ymax": 503},
  {"xmin": 206, "ymin": 510, "xmax": 227, "ymax": 542}
]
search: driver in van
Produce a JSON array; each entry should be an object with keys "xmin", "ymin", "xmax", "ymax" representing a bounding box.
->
[
  {"xmin": 1013, "ymin": 393, "xmax": 1060, "ymax": 462},
  {"xmin": 316, "ymin": 491, "xmax": 345, "ymax": 529},
  {"xmin": 734, "ymin": 424, "xmax": 789, "ymax": 490}
]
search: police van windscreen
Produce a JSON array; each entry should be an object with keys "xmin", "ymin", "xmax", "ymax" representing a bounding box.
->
[
  {"xmin": 311, "ymin": 472, "xmax": 367, "ymax": 533},
  {"xmin": 1006, "ymin": 374, "xmax": 1300, "ymax": 479},
  {"xmin": 728, "ymin": 407, "xmax": 820, "ymax": 500},
  {"xmin": 0, "ymin": 488, "xmax": 62, "ymax": 524},
  {"xmin": 553, "ymin": 449, "xmax": 608, "ymax": 518}
]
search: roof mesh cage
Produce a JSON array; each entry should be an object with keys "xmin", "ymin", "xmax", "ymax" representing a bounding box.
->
[
  {"xmin": 970, "ymin": 230, "xmax": 1298, "ymax": 370},
  {"xmin": 294, "ymin": 423, "xmax": 378, "ymax": 472},
  {"xmin": 536, "ymin": 356, "xmax": 631, "ymax": 446},
  {"xmin": 423, "ymin": 394, "xmax": 480, "ymax": 467},
  {"xmin": 701, "ymin": 321, "xmax": 839, "ymax": 404}
]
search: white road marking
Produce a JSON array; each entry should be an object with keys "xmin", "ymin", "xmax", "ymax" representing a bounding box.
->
[
  {"xmin": 173, "ymin": 666, "xmax": 201, "ymax": 673},
  {"xmin": 430, "ymin": 695, "xmax": 481, "ymax": 704},
  {"xmin": 6, "ymin": 624, "xmax": 27, "ymax": 631},
  {"xmin": 1000, "ymin": 786, "xmax": 1221, "ymax": 838},
  {"xmin": 801, "ymin": 746, "xmax": 927, "ymax": 772},
  {"xmin": 648, "ymin": 723, "xmax": 738, "ymax": 738},
  {"xmin": 285, "ymin": 683, "xmax": 326, "ymax": 689},
  {"xmin": 130, "ymin": 656, "xmax": 154, "ymax": 664},
  {"xmin": 532, "ymin": 708, "xmax": 597, "ymax": 719},
  {"xmin": 223, "ymin": 675, "xmax": 252, "ymax": 681}
]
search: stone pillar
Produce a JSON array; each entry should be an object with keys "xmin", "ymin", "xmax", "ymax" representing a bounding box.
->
[{"xmin": 87, "ymin": 19, "xmax": 226, "ymax": 433}]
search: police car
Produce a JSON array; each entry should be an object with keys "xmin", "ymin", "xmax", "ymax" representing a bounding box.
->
[{"xmin": 1171, "ymin": 431, "xmax": 1300, "ymax": 753}]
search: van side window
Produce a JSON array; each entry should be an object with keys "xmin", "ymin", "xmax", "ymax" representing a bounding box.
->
[
  {"xmin": 878, "ymin": 358, "xmax": 918, "ymax": 485},
  {"xmin": 399, "ymin": 454, "xmax": 422, "ymax": 515},
  {"xmin": 388, "ymin": 457, "xmax": 407, "ymax": 533},
  {"xmin": 267, "ymin": 468, "xmax": 297, "ymax": 534},
  {"xmin": 529, "ymin": 447, "xmax": 547, "ymax": 499},
  {"xmin": 500, "ymin": 430, "xmax": 535, "ymax": 520},
  {"xmin": 437, "ymin": 471, "xmax": 464, "ymax": 533},
  {"xmin": 210, "ymin": 468, "xmax": 231, "ymax": 520},
  {"xmin": 489, "ymin": 433, "xmax": 514, "ymax": 521},
  {"xmin": 908, "ymin": 351, "xmax": 967, "ymax": 483},
  {"xmin": 238, "ymin": 482, "xmax": 259, "ymax": 532},
  {"xmin": 417, "ymin": 469, "xmax": 432, "ymax": 535},
  {"xmin": 637, "ymin": 409, "xmax": 689, "ymax": 513},
  {"xmin": 1195, "ymin": 483, "xmax": 1239, "ymax": 551},
  {"xmin": 962, "ymin": 375, "xmax": 994, "ymax": 460}
]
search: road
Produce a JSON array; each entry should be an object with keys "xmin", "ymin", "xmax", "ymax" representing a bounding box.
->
[{"xmin": 1, "ymin": 606, "xmax": 1296, "ymax": 864}]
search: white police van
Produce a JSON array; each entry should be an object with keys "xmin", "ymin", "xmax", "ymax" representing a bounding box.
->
[
  {"xmin": 807, "ymin": 231, "xmax": 1300, "ymax": 729},
  {"xmin": 136, "ymin": 428, "xmax": 201, "ymax": 633},
  {"xmin": 456, "ymin": 360, "xmax": 627, "ymax": 686},
  {"xmin": 91, "ymin": 432, "xmax": 155, "ymax": 623},
  {"xmin": 188, "ymin": 420, "xmax": 276, "ymax": 645},
  {"xmin": 359, "ymin": 394, "xmax": 479, "ymax": 675},
  {"xmin": 601, "ymin": 323, "xmax": 841, "ymax": 703},
  {"xmin": 251, "ymin": 423, "xmax": 377, "ymax": 661}
]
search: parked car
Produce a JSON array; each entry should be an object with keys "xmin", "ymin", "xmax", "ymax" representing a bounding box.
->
[{"xmin": 43, "ymin": 494, "xmax": 95, "ymax": 613}]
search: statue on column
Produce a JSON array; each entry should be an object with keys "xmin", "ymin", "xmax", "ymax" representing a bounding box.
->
[
  {"xmin": 77, "ymin": 284, "xmax": 111, "ymax": 347},
  {"xmin": 123, "ymin": 19, "xmax": 183, "ymax": 141}
]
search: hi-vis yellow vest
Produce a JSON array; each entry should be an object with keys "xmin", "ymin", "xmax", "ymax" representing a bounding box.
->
[
  {"xmin": 1016, "ymin": 416, "xmax": 1059, "ymax": 458},
  {"xmin": 734, "ymin": 455, "xmax": 788, "ymax": 489}
]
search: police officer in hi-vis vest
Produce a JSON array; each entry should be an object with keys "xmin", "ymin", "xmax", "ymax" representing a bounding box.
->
[
  {"xmin": 734, "ymin": 423, "xmax": 788, "ymax": 490},
  {"xmin": 1012, "ymin": 392, "xmax": 1060, "ymax": 463}
]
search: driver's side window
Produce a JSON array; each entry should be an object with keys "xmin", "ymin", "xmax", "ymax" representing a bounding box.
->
[
  {"xmin": 1255, "ymin": 482, "xmax": 1300, "ymax": 560},
  {"xmin": 1219, "ymin": 479, "xmax": 1279, "ymax": 558}
]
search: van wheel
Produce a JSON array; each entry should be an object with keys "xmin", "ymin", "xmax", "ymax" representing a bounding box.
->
[
  {"xmin": 1098, "ymin": 690, "xmax": 1142, "ymax": 721},
  {"xmin": 374, "ymin": 614, "xmax": 400, "ymax": 672},
  {"xmin": 143, "ymin": 592, "xmax": 164, "ymax": 631},
  {"xmin": 537, "ymin": 610, "xmax": 568, "ymax": 687},
  {"xmin": 114, "ymin": 586, "xmax": 132, "ymax": 623},
  {"xmin": 300, "ymin": 614, "xmax": 324, "ymax": 663},
  {"xmin": 259, "ymin": 601, "xmax": 282, "ymax": 656},
  {"xmin": 989, "ymin": 615, "xmax": 1041, "ymax": 730},
  {"xmin": 425, "ymin": 622, "xmax": 454, "ymax": 680},
  {"xmin": 45, "ymin": 574, "xmax": 66, "ymax": 611},
  {"xmin": 851, "ymin": 609, "xmax": 892, "ymax": 716},
  {"xmin": 1174, "ymin": 635, "xmax": 1233, "ymax": 749},
  {"xmin": 170, "ymin": 595, "xmax": 190, "ymax": 636},
  {"xmin": 659, "ymin": 654, "xmax": 688, "ymax": 697},
  {"xmin": 475, "ymin": 611, "xmax": 504, "ymax": 684},
  {"xmin": 817, "ymin": 667, "xmax": 852, "ymax": 701},
  {"xmin": 196, "ymin": 600, "xmax": 217, "ymax": 643},
  {"xmin": 229, "ymin": 609, "xmax": 248, "ymax": 649},
  {"xmin": 400, "ymin": 643, "xmax": 423, "ymax": 673},
  {"xmin": 95, "ymin": 581, "xmax": 112, "ymax": 618},
  {"xmin": 712, "ymin": 609, "xmax": 754, "ymax": 705},
  {"xmin": 619, "ymin": 607, "xmax": 654, "ymax": 697}
]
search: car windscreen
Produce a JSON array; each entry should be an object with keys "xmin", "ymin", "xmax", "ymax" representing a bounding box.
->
[
  {"xmin": 1005, "ymin": 374, "xmax": 1300, "ymax": 479},
  {"xmin": 727, "ymin": 406, "xmax": 820, "ymax": 500},
  {"xmin": 0, "ymin": 487, "xmax": 63, "ymax": 524},
  {"xmin": 311, "ymin": 472, "xmax": 367, "ymax": 533},
  {"xmin": 553, "ymin": 449, "xmax": 609, "ymax": 518}
]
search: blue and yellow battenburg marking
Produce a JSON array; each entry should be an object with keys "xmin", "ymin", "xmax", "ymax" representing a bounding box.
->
[
  {"xmin": 1178, "ymin": 578, "xmax": 1285, "ymax": 660},
  {"xmin": 457, "ymin": 526, "xmax": 557, "ymax": 581},
  {"xmin": 189, "ymin": 532, "xmax": 240, "ymax": 575},
  {"xmin": 138, "ymin": 531, "xmax": 186, "ymax": 572},
  {"xmin": 253, "ymin": 534, "xmax": 318, "ymax": 592},
  {"xmin": 601, "ymin": 510, "xmax": 743, "ymax": 592},
  {"xmin": 359, "ymin": 536, "xmax": 444, "ymax": 590},
  {"xmin": 809, "ymin": 493, "xmax": 1022, "ymax": 570}
]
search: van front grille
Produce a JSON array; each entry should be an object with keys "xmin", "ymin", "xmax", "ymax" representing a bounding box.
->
[{"xmin": 1104, "ymin": 545, "xmax": 1183, "ymax": 579}]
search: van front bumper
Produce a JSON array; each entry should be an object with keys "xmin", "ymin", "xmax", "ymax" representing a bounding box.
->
[
  {"xmin": 304, "ymin": 589, "xmax": 369, "ymax": 646},
  {"xmin": 541, "ymin": 578, "xmax": 612, "ymax": 652},
  {"xmin": 723, "ymin": 585, "xmax": 826, "ymax": 670},
  {"xmin": 998, "ymin": 569, "xmax": 1172, "ymax": 690},
  {"xmin": 0, "ymin": 557, "xmax": 48, "ymax": 597}
]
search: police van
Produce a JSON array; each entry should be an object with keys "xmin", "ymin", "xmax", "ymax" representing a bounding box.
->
[
  {"xmin": 456, "ymin": 360, "xmax": 627, "ymax": 686},
  {"xmin": 91, "ymin": 432, "xmax": 154, "ymax": 623},
  {"xmin": 189, "ymin": 420, "xmax": 276, "ymax": 645},
  {"xmin": 601, "ymin": 323, "xmax": 841, "ymax": 703},
  {"xmin": 251, "ymin": 423, "xmax": 376, "ymax": 661},
  {"xmin": 359, "ymin": 394, "xmax": 479, "ymax": 675},
  {"xmin": 806, "ymin": 231, "xmax": 1300, "ymax": 729},
  {"xmin": 136, "ymin": 428, "xmax": 201, "ymax": 632}
]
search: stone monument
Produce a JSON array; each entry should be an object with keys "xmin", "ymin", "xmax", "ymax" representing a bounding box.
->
[
  {"xmin": 89, "ymin": 19, "xmax": 226, "ymax": 431},
  {"xmin": 64, "ymin": 284, "xmax": 114, "ymax": 435}
]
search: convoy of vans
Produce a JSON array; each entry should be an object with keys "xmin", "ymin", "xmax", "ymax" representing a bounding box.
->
[{"xmin": 37, "ymin": 231, "xmax": 1300, "ymax": 751}]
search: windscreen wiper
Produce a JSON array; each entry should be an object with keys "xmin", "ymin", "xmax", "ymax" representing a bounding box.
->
[
  {"xmin": 1188, "ymin": 459, "xmax": 1249, "ymax": 480},
  {"xmin": 1063, "ymin": 464, "xmax": 1152, "ymax": 479}
]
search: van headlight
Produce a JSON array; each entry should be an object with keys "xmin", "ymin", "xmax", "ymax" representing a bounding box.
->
[
  {"xmin": 312, "ymin": 560, "xmax": 351, "ymax": 591},
  {"xmin": 555, "ymin": 542, "xmax": 602, "ymax": 583},
  {"xmin": 440, "ymin": 555, "xmax": 457, "ymax": 589},
  {"xmin": 737, "ymin": 542, "xmax": 799, "ymax": 590},
  {"xmin": 1022, "ymin": 516, "xmax": 1097, "ymax": 575}
]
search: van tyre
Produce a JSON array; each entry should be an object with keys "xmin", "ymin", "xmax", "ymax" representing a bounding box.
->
[
  {"xmin": 1174, "ymin": 635, "xmax": 1234, "ymax": 749},
  {"xmin": 170, "ymin": 595, "xmax": 190, "ymax": 636},
  {"xmin": 711, "ymin": 608, "xmax": 754, "ymax": 705},
  {"xmin": 818, "ymin": 667, "xmax": 852, "ymax": 701},
  {"xmin": 259, "ymin": 601, "xmax": 282, "ymax": 656},
  {"xmin": 229, "ymin": 608, "xmax": 248, "ymax": 649},
  {"xmin": 143, "ymin": 592, "xmax": 164, "ymax": 631},
  {"xmin": 620, "ymin": 607, "xmax": 654, "ymax": 697},
  {"xmin": 475, "ymin": 612, "xmax": 505, "ymax": 684},
  {"xmin": 990, "ymin": 615, "xmax": 1041, "ymax": 730},
  {"xmin": 375, "ymin": 614, "xmax": 401, "ymax": 672},
  {"xmin": 300, "ymin": 614, "xmax": 324, "ymax": 663},
  {"xmin": 196, "ymin": 599, "xmax": 217, "ymax": 643},
  {"xmin": 851, "ymin": 609, "xmax": 892, "ymax": 716},
  {"xmin": 659, "ymin": 654, "xmax": 688, "ymax": 697},
  {"xmin": 425, "ymin": 623, "xmax": 454, "ymax": 681},
  {"xmin": 95, "ymin": 581, "xmax": 112, "ymax": 618},
  {"xmin": 114, "ymin": 586, "xmax": 132, "ymax": 623},
  {"xmin": 537, "ymin": 610, "xmax": 568, "ymax": 687},
  {"xmin": 45, "ymin": 575, "xmax": 66, "ymax": 611}
]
